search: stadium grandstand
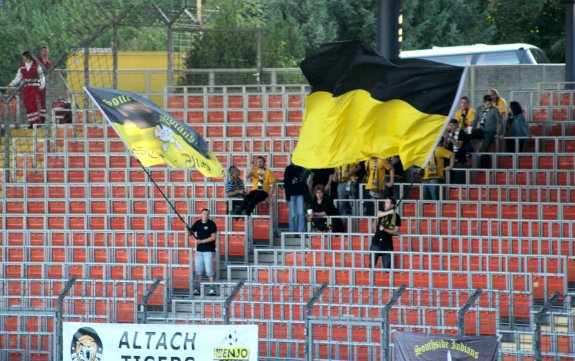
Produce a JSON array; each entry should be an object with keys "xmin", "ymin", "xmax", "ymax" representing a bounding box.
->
[{"xmin": 1, "ymin": 2, "xmax": 575, "ymax": 361}]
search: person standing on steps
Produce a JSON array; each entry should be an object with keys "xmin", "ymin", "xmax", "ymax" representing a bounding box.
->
[
  {"xmin": 189, "ymin": 209, "xmax": 218, "ymax": 296},
  {"xmin": 370, "ymin": 197, "xmax": 401, "ymax": 269},
  {"xmin": 283, "ymin": 161, "xmax": 307, "ymax": 232},
  {"xmin": 8, "ymin": 51, "xmax": 45, "ymax": 128}
]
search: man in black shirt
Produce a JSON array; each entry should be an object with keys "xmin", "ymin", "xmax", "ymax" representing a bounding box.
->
[
  {"xmin": 283, "ymin": 162, "xmax": 307, "ymax": 232},
  {"xmin": 188, "ymin": 208, "xmax": 217, "ymax": 296},
  {"xmin": 370, "ymin": 197, "xmax": 401, "ymax": 269},
  {"xmin": 444, "ymin": 118, "xmax": 469, "ymax": 184}
]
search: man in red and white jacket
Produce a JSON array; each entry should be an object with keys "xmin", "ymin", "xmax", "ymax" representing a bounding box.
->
[
  {"xmin": 38, "ymin": 46, "xmax": 53, "ymax": 122},
  {"xmin": 9, "ymin": 51, "xmax": 45, "ymax": 128}
]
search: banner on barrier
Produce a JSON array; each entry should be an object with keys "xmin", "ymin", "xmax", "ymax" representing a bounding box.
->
[
  {"xmin": 63, "ymin": 322, "xmax": 258, "ymax": 361},
  {"xmin": 394, "ymin": 332, "xmax": 498, "ymax": 361}
]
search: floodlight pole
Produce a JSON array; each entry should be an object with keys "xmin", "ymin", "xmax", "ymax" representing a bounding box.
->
[
  {"xmin": 566, "ymin": 0, "xmax": 575, "ymax": 88},
  {"xmin": 376, "ymin": 0, "xmax": 402, "ymax": 58}
]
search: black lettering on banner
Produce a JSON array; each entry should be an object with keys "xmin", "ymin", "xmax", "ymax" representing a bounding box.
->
[
  {"xmin": 119, "ymin": 332, "xmax": 130, "ymax": 348},
  {"xmin": 133, "ymin": 357, "xmax": 141, "ymax": 361},
  {"xmin": 170, "ymin": 357, "xmax": 181, "ymax": 361},
  {"xmin": 184, "ymin": 358, "xmax": 195, "ymax": 361},
  {"xmin": 144, "ymin": 357, "xmax": 154, "ymax": 361},
  {"xmin": 184, "ymin": 332, "xmax": 196, "ymax": 350},
  {"xmin": 158, "ymin": 357, "xmax": 167, "ymax": 361},
  {"xmin": 171, "ymin": 332, "xmax": 182, "ymax": 350},
  {"xmin": 146, "ymin": 332, "xmax": 156, "ymax": 348},
  {"xmin": 133, "ymin": 332, "xmax": 142, "ymax": 349},
  {"xmin": 120, "ymin": 356, "xmax": 131, "ymax": 361},
  {"xmin": 157, "ymin": 332, "xmax": 168, "ymax": 349}
]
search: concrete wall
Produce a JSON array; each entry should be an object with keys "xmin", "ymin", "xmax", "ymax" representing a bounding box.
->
[{"xmin": 462, "ymin": 64, "xmax": 566, "ymax": 108}]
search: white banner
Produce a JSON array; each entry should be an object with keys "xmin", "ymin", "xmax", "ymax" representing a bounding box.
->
[{"xmin": 63, "ymin": 322, "xmax": 258, "ymax": 361}]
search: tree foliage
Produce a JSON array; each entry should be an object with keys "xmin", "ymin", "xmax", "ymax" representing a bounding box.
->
[
  {"xmin": 402, "ymin": 0, "xmax": 492, "ymax": 50},
  {"xmin": 0, "ymin": 0, "xmax": 567, "ymax": 86}
]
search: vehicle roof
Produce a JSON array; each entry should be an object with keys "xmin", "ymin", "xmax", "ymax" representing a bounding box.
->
[{"xmin": 400, "ymin": 43, "xmax": 541, "ymax": 57}]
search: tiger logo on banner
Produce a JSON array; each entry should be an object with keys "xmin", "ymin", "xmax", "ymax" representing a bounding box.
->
[{"xmin": 84, "ymin": 87, "xmax": 224, "ymax": 178}]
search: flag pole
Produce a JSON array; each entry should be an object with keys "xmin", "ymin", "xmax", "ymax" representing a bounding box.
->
[
  {"xmin": 395, "ymin": 168, "xmax": 423, "ymax": 210},
  {"xmin": 136, "ymin": 160, "xmax": 189, "ymax": 229}
]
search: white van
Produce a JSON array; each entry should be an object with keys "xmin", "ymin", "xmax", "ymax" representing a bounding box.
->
[{"xmin": 400, "ymin": 43, "xmax": 550, "ymax": 66}]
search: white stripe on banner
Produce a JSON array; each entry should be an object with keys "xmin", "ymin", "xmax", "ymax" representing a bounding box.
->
[{"xmin": 63, "ymin": 322, "xmax": 258, "ymax": 361}]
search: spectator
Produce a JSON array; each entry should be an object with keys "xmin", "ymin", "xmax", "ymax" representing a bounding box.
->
[
  {"xmin": 386, "ymin": 156, "xmax": 403, "ymax": 199},
  {"xmin": 283, "ymin": 162, "xmax": 307, "ymax": 232},
  {"xmin": 422, "ymin": 145, "xmax": 454, "ymax": 200},
  {"xmin": 225, "ymin": 165, "xmax": 245, "ymax": 214},
  {"xmin": 370, "ymin": 196, "xmax": 401, "ymax": 269},
  {"xmin": 454, "ymin": 96, "xmax": 476, "ymax": 130},
  {"xmin": 488, "ymin": 88, "xmax": 508, "ymax": 117},
  {"xmin": 307, "ymin": 184, "xmax": 343, "ymax": 232},
  {"xmin": 472, "ymin": 94, "xmax": 504, "ymax": 168},
  {"xmin": 307, "ymin": 168, "xmax": 335, "ymax": 201},
  {"xmin": 233, "ymin": 156, "xmax": 275, "ymax": 216},
  {"xmin": 9, "ymin": 51, "xmax": 45, "ymax": 128},
  {"xmin": 363, "ymin": 157, "xmax": 394, "ymax": 215},
  {"xmin": 455, "ymin": 96, "xmax": 477, "ymax": 154},
  {"xmin": 188, "ymin": 209, "xmax": 217, "ymax": 296},
  {"xmin": 444, "ymin": 119, "xmax": 469, "ymax": 184},
  {"xmin": 333, "ymin": 163, "xmax": 361, "ymax": 215},
  {"xmin": 506, "ymin": 101, "xmax": 531, "ymax": 152},
  {"xmin": 38, "ymin": 46, "xmax": 52, "ymax": 122},
  {"xmin": 365, "ymin": 157, "xmax": 394, "ymax": 199}
]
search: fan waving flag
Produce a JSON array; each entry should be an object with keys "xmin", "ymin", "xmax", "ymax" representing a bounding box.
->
[
  {"xmin": 292, "ymin": 40, "xmax": 466, "ymax": 170},
  {"xmin": 84, "ymin": 87, "xmax": 224, "ymax": 177}
]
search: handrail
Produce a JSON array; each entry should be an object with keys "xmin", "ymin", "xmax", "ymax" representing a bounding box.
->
[{"xmin": 223, "ymin": 280, "xmax": 245, "ymax": 325}]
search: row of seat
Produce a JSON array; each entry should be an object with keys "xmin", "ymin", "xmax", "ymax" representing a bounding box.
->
[
  {"xmin": 283, "ymin": 232, "xmax": 575, "ymax": 256},
  {"xmin": 2, "ymin": 261, "xmax": 188, "ymax": 291},
  {"xmin": 22, "ymin": 150, "xmax": 575, "ymax": 173},
  {"xmin": 165, "ymin": 282, "xmax": 534, "ymax": 360}
]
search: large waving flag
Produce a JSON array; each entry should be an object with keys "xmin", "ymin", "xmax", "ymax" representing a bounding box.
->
[
  {"xmin": 292, "ymin": 41, "xmax": 466, "ymax": 170},
  {"xmin": 84, "ymin": 87, "xmax": 223, "ymax": 177}
]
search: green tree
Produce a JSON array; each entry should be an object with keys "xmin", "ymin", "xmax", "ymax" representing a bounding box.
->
[
  {"xmin": 402, "ymin": 0, "xmax": 493, "ymax": 51},
  {"xmin": 184, "ymin": 0, "xmax": 263, "ymax": 70},
  {"xmin": 327, "ymin": 0, "xmax": 377, "ymax": 46},
  {"xmin": 486, "ymin": 0, "xmax": 564, "ymax": 62}
]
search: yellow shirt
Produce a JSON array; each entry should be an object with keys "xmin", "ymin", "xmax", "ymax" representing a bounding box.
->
[
  {"xmin": 249, "ymin": 167, "xmax": 276, "ymax": 193},
  {"xmin": 493, "ymin": 97, "xmax": 508, "ymax": 117},
  {"xmin": 334, "ymin": 163, "xmax": 359, "ymax": 183},
  {"xmin": 455, "ymin": 107, "xmax": 476, "ymax": 128},
  {"xmin": 365, "ymin": 158, "xmax": 392, "ymax": 191},
  {"xmin": 423, "ymin": 146, "xmax": 453, "ymax": 180}
]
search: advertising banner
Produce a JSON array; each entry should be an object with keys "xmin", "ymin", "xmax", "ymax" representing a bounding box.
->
[
  {"xmin": 63, "ymin": 322, "xmax": 258, "ymax": 361},
  {"xmin": 394, "ymin": 332, "xmax": 498, "ymax": 361}
]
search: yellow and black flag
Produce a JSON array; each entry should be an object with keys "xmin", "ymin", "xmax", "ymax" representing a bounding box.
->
[
  {"xmin": 84, "ymin": 87, "xmax": 223, "ymax": 178},
  {"xmin": 292, "ymin": 41, "xmax": 466, "ymax": 170}
]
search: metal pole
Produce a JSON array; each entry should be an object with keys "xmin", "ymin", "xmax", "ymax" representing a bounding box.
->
[
  {"xmin": 376, "ymin": 0, "xmax": 402, "ymax": 58},
  {"xmin": 56, "ymin": 276, "xmax": 77, "ymax": 361},
  {"xmin": 224, "ymin": 280, "xmax": 245, "ymax": 325},
  {"xmin": 381, "ymin": 284, "xmax": 406, "ymax": 361},
  {"xmin": 457, "ymin": 288, "xmax": 482, "ymax": 336},
  {"xmin": 112, "ymin": 25, "xmax": 119, "ymax": 89},
  {"xmin": 566, "ymin": 0, "xmax": 575, "ymax": 88},
  {"xmin": 305, "ymin": 283, "xmax": 328, "ymax": 361},
  {"xmin": 141, "ymin": 277, "xmax": 163, "ymax": 324},
  {"xmin": 256, "ymin": 29, "xmax": 263, "ymax": 84},
  {"xmin": 167, "ymin": 28, "xmax": 174, "ymax": 86},
  {"xmin": 533, "ymin": 291, "xmax": 560, "ymax": 361},
  {"xmin": 3, "ymin": 93, "xmax": 13, "ymax": 182}
]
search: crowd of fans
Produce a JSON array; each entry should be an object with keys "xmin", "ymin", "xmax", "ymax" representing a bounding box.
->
[
  {"xmin": 201, "ymin": 89, "xmax": 532, "ymax": 276},
  {"xmin": 221, "ymin": 89, "xmax": 531, "ymax": 229}
]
